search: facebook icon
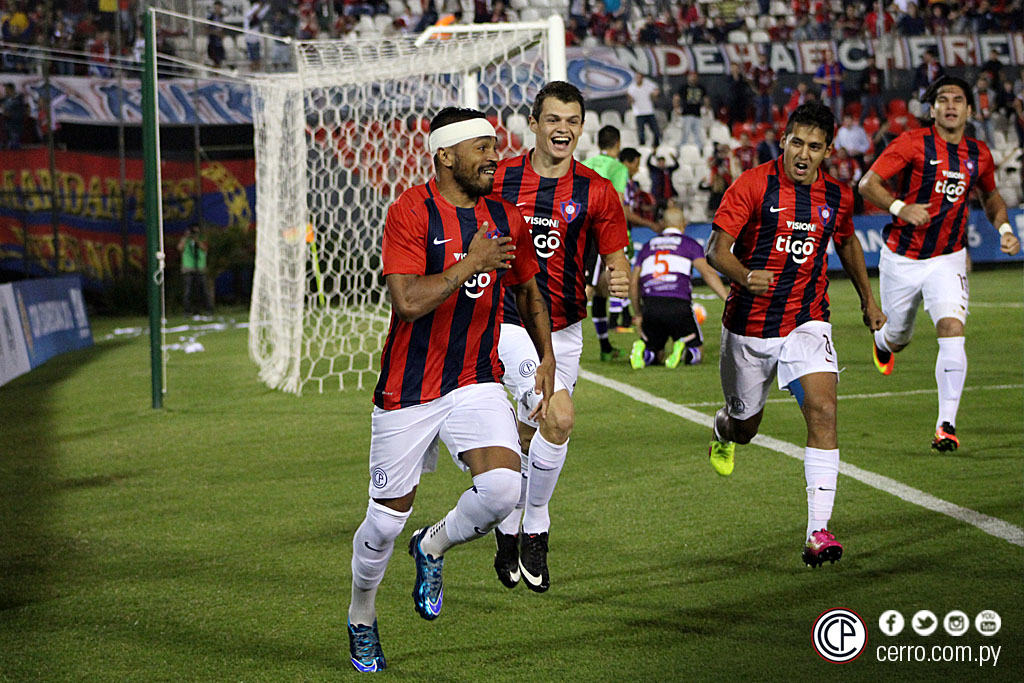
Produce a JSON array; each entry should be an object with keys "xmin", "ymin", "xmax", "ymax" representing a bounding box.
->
[{"xmin": 879, "ymin": 610, "xmax": 905, "ymax": 636}]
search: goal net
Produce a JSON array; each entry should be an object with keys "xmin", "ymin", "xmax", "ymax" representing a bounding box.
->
[{"xmin": 247, "ymin": 19, "xmax": 566, "ymax": 394}]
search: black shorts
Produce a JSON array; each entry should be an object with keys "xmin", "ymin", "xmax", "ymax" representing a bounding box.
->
[{"xmin": 640, "ymin": 296, "xmax": 702, "ymax": 352}]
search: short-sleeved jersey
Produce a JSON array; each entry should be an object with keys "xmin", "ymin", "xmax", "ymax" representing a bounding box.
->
[
  {"xmin": 712, "ymin": 159, "xmax": 855, "ymax": 338},
  {"xmin": 634, "ymin": 229, "xmax": 705, "ymax": 301},
  {"xmin": 373, "ymin": 179, "xmax": 539, "ymax": 410},
  {"xmin": 581, "ymin": 153, "xmax": 629, "ymax": 194},
  {"xmin": 491, "ymin": 153, "xmax": 628, "ymax": 331},
  {"xmin": 867, "ymin": 126, "xmax": 996, "ymax": 260}
]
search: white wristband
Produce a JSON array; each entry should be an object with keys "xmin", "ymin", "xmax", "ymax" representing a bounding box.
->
[
  {"xmin": 998, "ymin": 223, "xmax": 1013, "ymax": 237},
  {"xmin": 888, "ymin": 199, "xmax": 906, "ymax": 217}
]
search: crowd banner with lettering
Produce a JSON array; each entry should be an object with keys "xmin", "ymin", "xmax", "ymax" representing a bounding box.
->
[
  {"xmin": 632, "ymin": 207, "xmax": 1024, "ymax": 280},
  {"xmin": 0, "ymin": 149, "xmax": 256, "ymax": 286},
  {"xmin": 2, "ymin": 33, "xmax": 1021, "ymax": 124},
  {"xmin": 566, "ymin": 33, "xmax": 1023, "ymax": 99},
  {"xmin": 0, "ymin": 275, "xmax": 92, "ymax": 388}
]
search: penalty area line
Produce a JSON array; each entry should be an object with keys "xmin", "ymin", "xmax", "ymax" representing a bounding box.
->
[{"xmin": 578, "ymin": 368, "xmax": 1024, "ymax": 548}]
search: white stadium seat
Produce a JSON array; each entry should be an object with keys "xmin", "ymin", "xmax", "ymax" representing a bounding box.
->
[{"xmin": 679, "ymin": 143, "xmax": 702, "ymax": 165}]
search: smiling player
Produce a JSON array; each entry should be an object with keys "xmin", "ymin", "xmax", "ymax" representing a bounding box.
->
[
  {"xmin": 346, "ymin": 107, "xmax": 554, "ymax": 672},
  {"xmin": 859, "ymin": 75, "xmax": 1020, "ymax": 452},
  {"xmin": 705, "ymin": 103, "xmax": 886, "ymax": 568},
  {"xmin": 489, "ymin": 81, "xmax": 629, "ymax": 593}
]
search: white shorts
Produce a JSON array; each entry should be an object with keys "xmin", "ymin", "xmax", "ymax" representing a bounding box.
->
[
  {"xmin": 879, "ymin": 247, "xmax": 969, "ymax": 346},
  {"xmin": 719, "ymin": 320, "xmax": 838, "ymax": 420},
  {"xmin": 367, "ymin": 383, "xmax": 520, "ymax": 499},
  {"xmin": 498, "ymin": 321, "xmax": 583, "ymax": 426}
]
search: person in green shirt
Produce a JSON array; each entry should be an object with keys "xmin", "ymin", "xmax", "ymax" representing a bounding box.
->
[
  {"xmin": 177, "ymin": 224, "xmax": 213, "ymax": 316},
  {"xmin": 582, "ymin": 125, "xmax": 630, "ymax": 359}
]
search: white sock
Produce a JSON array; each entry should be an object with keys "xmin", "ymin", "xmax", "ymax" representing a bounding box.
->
[
  {"xmin": 522, "ymin": 432, "xmax": 568, "ymax": 535},
  {"xmin": 419, "ymin": 468, "xmax": 520, "ymax": 558},
  {"xmin": 935, "ymin": 336, "xmax": 966, "ymax": 429},
  {"xmin": 873, "ymin": 327, "xmax": 893, "ymax": 353},
  {"xmin": 804, "ymin": 447, "xmax": 839, "ymax": 541},
  {"xmin": 349, "ymin": 500, "xmax": 410, "ymax": 626},
  {"xmin": 496, "ymin": 450, "xmax": 528, "ymax": 535}
]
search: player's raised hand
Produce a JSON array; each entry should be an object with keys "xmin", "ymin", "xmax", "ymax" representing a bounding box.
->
[
  {"xmin": 1000, "ymin": 231, "xmax": 1021, "ymax": 256},
  {"xmin": 897, "ymin": 203, "xmax": 931, "ymax": 227},
  {"xmin": 467, "ymin": 221, "xmax": 514, "ymax": 272},
  {"xmin": 744, "ymin": 269, "xmax": 774, "ymax": 294},
  {"xmin": 607, "ymin": 263, "xmax": 629, "ymax": 298}
]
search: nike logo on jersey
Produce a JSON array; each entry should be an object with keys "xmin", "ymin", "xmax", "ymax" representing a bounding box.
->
[
  {"xmin": 433, "ymin": 237, "xmax": 453, "ymax": 245},
  {"xmin": 364, "ymin": 541, "xmax": 384, "ymax": 552},
  {"xmin": 769, "ymin": 206, "xmax": 786, "ymax": 213},
  {"xmin": 516, "ymin": 202, "xmax": 527, "ymax": 207},
  {"xmin": 929, "ymin": 159, "xmax": 942, "ymax": 165}
]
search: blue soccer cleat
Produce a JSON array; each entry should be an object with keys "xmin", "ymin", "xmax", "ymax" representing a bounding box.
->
[
  {"xmin": 408, "ymin": 527, "xmax": 444, "ymax": 620},
  {"xmin": 348, "ymin": 620, "xmax": 386, "ymax": 672}
]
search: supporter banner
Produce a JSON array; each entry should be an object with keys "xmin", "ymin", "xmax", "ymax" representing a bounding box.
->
[
  {"xmin": 2, "ymin": 73, "xmax": 253, "ymax": 126},
  {"xmin": 0, "ymin": 149, "xmax": 256, "ymax": 286},
  {"xmin": 2, "ymin": 32, "xmax": 1021, "ymax": 125},
  {"xmin": 0, "ymin": 275, "xmax": 92, "ymax": 388},
  {"xmin": 634, "ymin": 207, "xmax": 1024, "ymax": 277},
  {"xmin": 567, "ymin": 32, "xmax": 1024, "ymax": 99}
]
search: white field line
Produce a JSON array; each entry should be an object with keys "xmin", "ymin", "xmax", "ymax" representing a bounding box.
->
[
  {"xmin": 578, "ymin": 369, "xmax": 1024, "ymax": 548},
  {"xmin": 680, "ymin": 384, "xmax": 1024, "ymax": 408},
  {"xmin": 971, "ymin": 302, "xmax": 1023, "ymax": 308}
]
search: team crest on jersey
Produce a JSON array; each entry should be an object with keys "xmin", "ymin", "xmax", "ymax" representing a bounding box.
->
[
  {"xmin": 817, "ymin": 205, "xmax": 835, "ymax": 230},
  {"xmin": 965, "ymin": 159, "xmax": 975, "ymax": 175},
  {"xmin": 560, "ymin": 200, "xmax": 581, "ymax": 222}
]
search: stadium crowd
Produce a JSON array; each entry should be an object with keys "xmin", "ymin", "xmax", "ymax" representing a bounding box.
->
[{"xmin": 2, "ymin": 1, "xmax": 1022, "ymax": 203}]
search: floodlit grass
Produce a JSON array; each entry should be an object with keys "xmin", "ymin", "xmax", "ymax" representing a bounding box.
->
[{"xmin": 1, "ymin": 268, "xmax": 1021, "ymax": 680}]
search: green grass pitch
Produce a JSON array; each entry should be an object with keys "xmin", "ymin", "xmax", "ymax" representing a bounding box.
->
[{"xmin": 1, "ymin": 267, "xmax": 1021, "ymax": 680}]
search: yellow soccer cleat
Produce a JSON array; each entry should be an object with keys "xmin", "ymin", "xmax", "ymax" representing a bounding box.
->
[{"xmin": 708, "ymin": 439, "xmax": 735, "ymax": 476}]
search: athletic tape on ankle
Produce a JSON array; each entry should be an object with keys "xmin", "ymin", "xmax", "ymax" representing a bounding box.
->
[{"xmin": 428, "ymin": 119, "xmax": 496, "ymax": 154}]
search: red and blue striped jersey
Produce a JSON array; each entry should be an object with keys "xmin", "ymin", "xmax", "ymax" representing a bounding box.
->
[
  {"xmin": 867, "ymin": 126, "xmax": 996, "ymax": 260},
  {"xmin": 490, "ymin": 153, "xmax": 628, "ymax": 331},
  {"xmin": 373, "ymin": 179, "xmax": 539, "ymax": 410},
  {"xmin": 712, "ymin": 159, "xmax": 855, "ymax": 338}
]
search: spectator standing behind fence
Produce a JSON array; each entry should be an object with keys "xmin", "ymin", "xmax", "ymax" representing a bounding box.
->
[
  {"xmin": 913, "ymin": 49, "xmax": 945, "ymax": 106},
  {"xmin": 834, "ymin": 114, "xmax": 870, "ymax": 167},
  {"xmin": 627, "ymin": 72, "xmax": 661, "ymax": 147},
  {"xmin": 178, "ymin": 225, "xmax": 213, "ymax": 317},
  {"xmin": 207, "ymin": 1, "xmax": 226, "ymax": 68},
  {"xmin": 973, "ymin": 75, "xmax": 996, "ymax": 146},
  {"xmin": 814, "ymin": 47, "xmax": 844, "ymax": 121},
  {"xmin": 245, "ymin": 1, "xmax": 271, "ymax": 71},
  {"xmin": 750, "ymin": 52, "xmax": 775, "ymax": 125},
  {"xmin": 859, "ymin": 63, "xmax": 885, "ymax": 122},
  {"xmin": 757, "ymin": 128, "xmax": 781, "ymax": 163},
  {"xmin": 732, "ymin": 132, "xmax": 758, "ymax": 175},
  {"xmin": 646, "ymin": 153, "xmax": 679, "ymax": 211},
  {"xmin": 674, "ymin": 71, "xmax": 706, "ymax": 148},
  {"xmin": 724, "ymin": 62, "xmax": 752, "ymax": 128},
  {"xmin": 1, "ymin": 83, "xmax": 26, "ymax": 149}
]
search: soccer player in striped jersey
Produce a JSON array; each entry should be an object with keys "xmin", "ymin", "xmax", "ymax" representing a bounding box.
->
[
  {"xmin": 347, "ymin": 108, "xmax": 555, "ymax": 672},
  {"xmin": 705, "ymin": 103, "xmax": 886, "ymax": 568},
  {"xmin": 859, "ymin": 76, "xmax": 1020, "ymax": 452},
  {"xmin": 489, "ymin": 81, "xmax": 629, "ymax": 593}
]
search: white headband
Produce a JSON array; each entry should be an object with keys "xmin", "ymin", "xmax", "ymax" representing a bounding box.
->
[{"xmin": 428, "ymin": 118, "xmax": 496, "ymax": 154}]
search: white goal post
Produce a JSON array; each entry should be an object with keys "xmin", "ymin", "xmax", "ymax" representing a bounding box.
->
[{"xmin": 247, "ymin": 18, "xmax": 567, "ymax": 394}]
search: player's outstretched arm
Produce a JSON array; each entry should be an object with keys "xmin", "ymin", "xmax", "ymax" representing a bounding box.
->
[
  {"xmin": 978, "ymin": 187, "xmax": 1021, "ymax": 255},
  {"xmin": 511, "ymin": 277, "xmax": 554, "ymax": 422},
  {"xmin": 835, "ymin": 232, "xmax": 886, "ymax": 331},
  {"xmin": 858, "ymin": 171, "xmax": 930, "ymax": 226},
  {"xmin": 693, "ymin": 257, "xmax": 730, "ymax": 300},
  {"xmin": 705, "ymin": 227, "xmax": 774, "ymax": 295},
  {"xmin": 387, "ymin": 222, "xmax": 514, "ymax": 322},
  {"xmin": 603, "ymin": 248, "xmax": 631, "ymax": 298}
]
